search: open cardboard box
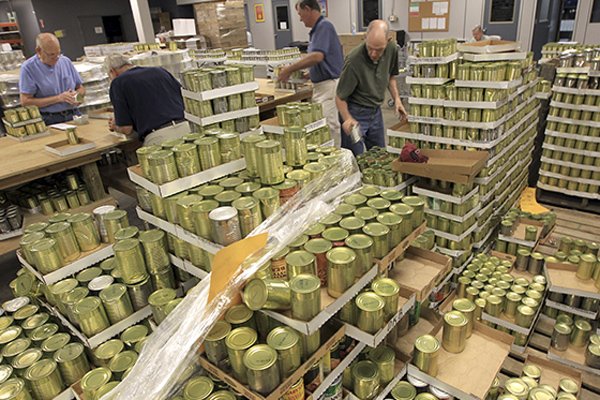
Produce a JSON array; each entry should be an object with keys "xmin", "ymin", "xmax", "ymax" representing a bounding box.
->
[
  {"xmin": 198, "ymin": 324, "xmax": 346, "ymax": 400},
  {"xmin": 499, "ymin": 218, "xmax": 545, "ymax": 246},
  {"xmin": 457, "ymin": 40, "xmax": 521, "ymax": 54},
  {"xmin": 343, "ymin": 350, "xmax": 409, "ymax": 400},
  {"xmin": 375, "ymin": 223, "xmax": 427, "ymax": 273},
  {"xmin": 548, "ymin": 340, "xmax": 600, "ymax": 376},
  {"xmin": 393, "ymin": 307, "xmax": 442, "ymax": 359},
  {"xmin": 525, "ymin": 353, "xmax": 582, "ymax": 392},
  {"xmin": 545, "ymin": 262, "xmax": 600, "ymax": 300},
  {"xmin": 389, "ymin": 246, "xmax": 452, "ymax": 302},
  {"xmin": 392, "ymin": 149, "xmax": 488, "ymax": 184},
  {"xmin": 44, "ymin": 138, "xmax": 97, "ymax": 157}
]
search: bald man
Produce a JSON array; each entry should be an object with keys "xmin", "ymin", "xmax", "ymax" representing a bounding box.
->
[
  {"xmin": 19, "ymin": 33, "xmax": 85, "ymax": 125},
  {"xmin": 336, "ymin": 20, "xmax": 406, "ymax": 156}
]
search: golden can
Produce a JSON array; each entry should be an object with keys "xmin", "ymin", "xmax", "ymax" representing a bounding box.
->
[
  {"xmin": 136, "ymin": 145, "xmax": 161, "ymax": 178},
  {"xmin": 485, "ymin": 295, "xmax": 503, "ymax": 317},
  {"xmin": 442, "ymin": 310, "xmax": 468, "ymax": 353},
  {"xmin": 356, "ymin": 292, "xmax": 385, "ymax": 334},
  {"xmin": 108, "ymin": 350, "xmax": 137, "ymax": 380},
  {"xmin": 362, "ymin": 223, "xmax": 390, "ymax": 259},
  {"xmin": 244, "ymin": 344, "xmax": 281, "ymax": 395},
  {"xmin": 256, "ymin": 140, "xmax": 285, "ymax": 185},
  {"xmin": 241, "ymin": 134, "xmax": 266, "ymax": 178},
  {"xmin": 45, "ymin": 222, "xmax": 80, "ymax": 263},
  {"xmin": 243, "ymin": 278, "xmax": 291, "ymax": 311},
  {"xmin": 205, "ymin": 320, "xmax": 231, "ymax": 367},
  {"xmin": 515, "ymin": 305, "xmax": 535, "ymax": 328},
  {"xmin": 352, "ymin": 360, "xmax": 380, "ymax": 400},
  {"xmin": 91, "ymin": 340, "xmax": 123, "ymax": 368},
  {"xmin": 505, "ymin": 292, "xmax": 522, "ymax": 318},
  {"xmin": 102, "ymin": 210, "xmax": 129, "ymax": 244},
  {"xmin": 2, "ymin": 338, "xmax": 31, "ymax": 365},
  {"xmin": 67, "ymin": 213, "xmax": 101, "ymax": 252},
  {"xmin": 217, "ymin": 132, "xmax": 241, "ymax": 163},
  {"xmin": 452, "ymin": 298, "xmax": 475, "ymax": 338},
  {"xmin": 232, "ymin": 197, "xmax": 263, "ymax": 238},
  {"xmin": 253, "ymin": 188, "xmax": 280, "ymax": 218},
  {"xmin": 343, "ymin": 234, "xmax": 373, "ymax": 279},
  {"xmin": 151, "ymin": 267, "xmax": 176, "ymax": 290},
  {"xmin": 286, "ymin": 250, "xmax": 317, "ymax": 280},
  {"xmin": 80, "ymin": 368, "xmax": 112, "ymax": 400},
  {"xmin": 195, "ymin": 137, "xmax": 222, "ymax": 170},
  {"xmin": 177, "ymin": 194, "xmax": 204, "ymax": 232},
  {"xmin": 164, "ymin": 192, "xmax": 188, "ymax": 224},
  {"xmin": 283, "ymin": 127, "xmax": 308, "ymax": 167},
  {"xmin": 192, "ymin": 200, "xmax": 220, "ymax": 240},
  {"xmin": 19, "ymin": 232, "xmax": 45, "ymax": 266},
  {"xmin": 372, "ymin": 278, "xmax": 400, "ymax": 322},
  {"xmin": 368, "ymin": 345, "xmax": 395, "ymax": 385},
  {"xmin": 73, "ymin": 297, "xmax": 110, "ymax": 337},
  {"xmin": 326, "ymin": 247, "xmax": 357, "ymax": 298},
  {"xmin": 113, "ymin": 238, "xmax": 147, "ymax": 285},
  {"xmin": 62, "ymin": 287, "xmax": 89, "ymax": 324},
  {"xmin": 577, "ymin": 254, "xmax": 596, "ymax": 280},
  {"xmin": 126, "ymin": 276, "xmax": 153, "ymax": 311},
  {"xmin": 148, "ymin": 288, "xmax": 177, "ymax": 325},
  {"xmin": 148, "ymin": 150, "xmax": 179, "ymax": 184},
  {"xmin": 182, "ymin": 375, "xmax": 214, "ymax": 400},
  {"xmin": 173, "ymin": 143, "xmax": 201, "ymax": 177},
  {"xmin": 53, "ymin": 342, "xmax": 89, "ymax": 386},
  {"xmin": 267, "ymin": 326, "xmax": 302, "ymax": 378},
  {"xmin": 571, "ymin": 319, "xmax": 592, "ymax": 347},
  {"xmin": 24, "ymin": 358, "xmax": 64, "ymax": 400},
  {"xmin": 226, "ymin": 327, "xmax": 258, "ymax": 384},
  {"xmin": 290, "ymin": 274, "xmax": 321, "ymax": 321},
  {"xmin": 99, "ymin": 284, "xmax": 134, "ymax": 324},
  {"xmin": 138, "ymin": 229, "xmax": 169, "ymax": 274}
]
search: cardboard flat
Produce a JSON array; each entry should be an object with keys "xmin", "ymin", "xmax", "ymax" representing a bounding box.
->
[
  {"xmin": 199, "ymin": 324, "xmax": 346, "ymax": 400},
  {"xmin": 389, "ymin": 247, "xmax": 452, "ymax": 302},
  {"xmin": 392, "ymin": 150, "xmax": 488, "ymax": 184},
  {"xmin": 525, "ymin": 354, "xmax": 582, "ymax": 391},
  {"xmin": 457, "ymin": 40, "xmax": 520, "ymax": 54},
  {"xmin": 44, "ymin": 138, "xmax": 97, "ymax": 157},
  {"xmin": 548, "ymin": 345, "xmax": 600, "ymax": 376},
  {"xmin": 345, "ymin": 359, "xmax": 407, "ymax": 400},
  {"xmin": 498, "ymin": 218, "xmax": 544, "ymax": 247},
  {"xmin": 393, "ymin": 308, "xmax": 442, "ymax": 358},
  {"xmin": 546, "ymin": 262, "xmax": 600, "ymax": 300},
  {"xmin": 376, "ymin": 223, "xmax": 427, "ymax": 273}
]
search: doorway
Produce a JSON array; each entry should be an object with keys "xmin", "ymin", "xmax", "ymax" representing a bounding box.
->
[
  {"xmin": 102, "ymin": 16, "xmax": 124, "ymax": 43},
  {"xmin": 531, "ymin": 0, "xmax": 562, "ymax": 60},
  {"xmin": 483, "ymin": 0, "xmax": 521, "ymax": 41},
  {"xmin": 272, "ymin": 0, "xmax": 293, "ymax": 49}
]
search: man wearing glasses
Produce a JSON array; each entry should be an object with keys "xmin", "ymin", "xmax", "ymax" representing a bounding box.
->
[
  {"xmin": 336, "ymin": 20, "xmax": 406, "ymax": 156},
  {"xmin": 19, "ymin": 33, "xmax": 85, "ymax": 125}
]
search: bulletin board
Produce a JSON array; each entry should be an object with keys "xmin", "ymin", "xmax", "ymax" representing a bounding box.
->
[{"xmin": 408, "ymin": 0, "xmax": 450, "ymax": 32}]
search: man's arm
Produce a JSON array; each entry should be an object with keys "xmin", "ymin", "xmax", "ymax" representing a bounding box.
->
[
  {"xmin": 20, "ymin": 91, "xmax": 77, "ymax": 108},
  {"xmin": 278, "ymin": 52, "xmax": 324, "ymax": 82},
  {"xmin": 388, "ymin": 75, "xmax": 406, "ymax": 118},
  {"xmin": 75, "ymin": 84, "xmax": 85, "ymax": 96},
  {"xmin": 336, "ymin": 95, "xmax": 357, "ymax": 135},
  {"xmin": 108, "ymin": 117, "xmax": 134, "ymax": 135}
]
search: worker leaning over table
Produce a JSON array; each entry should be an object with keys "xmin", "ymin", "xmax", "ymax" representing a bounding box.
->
[
  {"xmin": 336, "ymin": 20, "xmax": 407, "ymax": 156},
  {"xmin": 106, "ymin": 53, "xmax": 189, "ymax": 146},
  {"xmin": 19, "ymin": 33, "xmax": 86, "ymax": 125}
]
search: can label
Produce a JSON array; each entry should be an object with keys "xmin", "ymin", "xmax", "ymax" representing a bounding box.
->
[
  {"xmin": 283, "ymin": 379, "xmax": 304, "ymax": 400},
  {"xmin": 271, "ymin": 258, "xmax": 288, "ymax": 280},
  {"xmin": 279, "ymin": 186, "xmax": 299, "ymax": 205},
  {"xmin": 315, "ymin": 252, "xmax": 328, "ymax": 286}
]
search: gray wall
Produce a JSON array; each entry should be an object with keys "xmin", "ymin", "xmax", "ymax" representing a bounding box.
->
[
  {"xmin": 10, "ymin": 0, "xmax": 40, "ymax": 57},
  {"xmin": 30, "ymin": 0, "xmax": 138, "ymax": 59},
  {"xmin": 149, "ymin": 0, "xmax": 193, "ymax": 19}
]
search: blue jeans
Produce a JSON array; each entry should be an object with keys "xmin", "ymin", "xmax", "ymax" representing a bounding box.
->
[
  {"xmin": 340, "ymin": 103, "xmax": 384, "ymax": 156},
  {"xmin": 41, "ymin": 109, "xmax": 81, "ymax": 125}
]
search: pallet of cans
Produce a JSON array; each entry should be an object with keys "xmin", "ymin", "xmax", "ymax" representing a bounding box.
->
[
  {"xmin": 261, "ymin": 102, "xmax": 330, "ymax": 146},
  {"xmin": 357, "ymin": 147, "xmax": 417, "ymax": 192},
  {"xmin": 194, "ymin": 48, "xmax": 227, "ymax": 63},
  {"xmin": 228, "ymin": 47, "xmax": 301, "ymax": 65},
  {"xmin": 537, "ymin": 65, "xmax": 600, "ymax": 200},
  {"xmin": 496, "ymin": 207, "xmax": 557, "ymax": 253},
  {"xmin": 448, "ymin": 251, "xmax": 548, "ymax": 353},
  {"xmin": 2, "ymin": 106, "xmax": 48, "ymax": 140}
]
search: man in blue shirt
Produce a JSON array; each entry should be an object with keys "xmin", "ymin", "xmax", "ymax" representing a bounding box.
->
[
  {"xmin": 106, "ymin": 54, "xmax": 188, "ymax": 146},
  {"xmin": 19, "ymin": 33, "xmax": 85, "ymax": 125},
  {"xmin": 278, "ymin": 0, "xmax": 344, "ymax": 147}
]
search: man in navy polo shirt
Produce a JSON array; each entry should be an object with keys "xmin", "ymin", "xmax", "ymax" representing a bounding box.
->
[
  {"xmin": 19, "ymin": 33, "xmax": 85, "ymax": 125},
  {"xmin": 106, "ymin": 53, "xmax": 188, "ymax": 146},
  {"xmin": 278, "ymin": 0, "xmax": 344, "ymax": 147}
]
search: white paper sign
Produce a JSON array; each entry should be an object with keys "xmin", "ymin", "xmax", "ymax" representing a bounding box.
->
[
  {"xmin": 173, "ymin": 18, "xmax": 197, "ymax": 36},
  {"xmin": 50, "ymin": 123, "xmax": 77, "ymax": 130},
  {"xmin": 437, "ymin": 18, "xmax": 446, "ymax": 30},
  {"xmin": 94, "ymin": 26, "xmax": 103, "ymax": 34},
  {"xmin": 432, "ymin": 1, "xmax": 449, "ymax": 15},
  {"xmin": 280, "ymin": 22, "xmax": 287, "ymax": 30},
  {"xmin": 421, "ymin": 18, "xmax": 430, "ymax": 30}
]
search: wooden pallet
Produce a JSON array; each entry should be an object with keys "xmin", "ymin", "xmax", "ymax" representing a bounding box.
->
[{"xmin": 537, "ymin": 188, "xmax": 600, "ymax": 215}]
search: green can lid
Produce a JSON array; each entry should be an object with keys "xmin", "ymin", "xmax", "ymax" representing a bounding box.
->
[
  {"xmin": 289, "ymin": 235, "xmax": 309, "ymax": 249},
  {"xmin": 121, "ymin": 324, "xmax": 148, "ymax": 345},
  {"xmin": 206, "ymin": 320, "xmax": 232, "ymax": 342},
  {"xmin": 12, "ymin": 304, "xmax": 38, "ymax": 321},
  {"xmin": 339, "ymin": 216, "xmax": 365, "ymax": 232},
  {"xmin": 352, "ymin": 360, "xmax": 379, "ymax": 380},
  {"xmin": 345, "ymin": 234, "xmax": 373, "ymax": 250},
  {"xmin": 243, "ymin": 344, "xmax": 277, "ymax": 370},
  {"xmin": 81, "ymin": 367, "xmax": 112, "ymax": 391},
  {"xmin": 344, "ymin": 194, "xmax": 367, "ymax": 206},
  {"xmin": 492, "ymin": 288, "xmax": 506, "ymax": 298},
  {"xmin": 109, "ymin": 350, "xmax": 138, "ymax": 372},
  {"xmin": 304, "ymin": 223, "xmax": 325, "ymax": 236},
  {"xmin": 100, "ymin": 258, "xmax": 116, "ymax": 272},
  {"xmin": 94, "ymin": 381, "xmax": 120, "ymax": 400},
  {"xmin": 103, "ymin": 209, "xmax": 127, "ymax": 221},
  {"xmin": 372, "ymin": 278, "xmax": 399, "ymax": 297},
  {"xmin": 290, "ymin": 274, "xmax": 320, "ymax": 294},
  {"xmin": 30, "ymin": 237, "xmax": 56, "ymax": 252},
  {"xmin": 19, "ymin": 232, "xmax": 45, "ymax": 246},
  {"xmin": 355, "ymin": 207, "xmax": 379, "ymax": 221},
  {"xmin": 47, "ymin": 213, "xmax": 72, "ymax": 224},
  {"xmin": 0, "ymin": 326, "xmax": 22, "ymax": 345},
  {"xmin": 368, "ymin": 345, "xmax": 395, "ymax": 364},
  {"xmin": 232, "ymin": 197, "xmax": 258, "ymax": 212},
  {"xmin": 100, "ymin": 284, "xmax": 127, "ymax": 303},
  {"xmin": 54, "ymin": 342, "xmax": 84, "ymax": 363},
  {"xmin": 389, "ymin": 203, "xmax": 414, "ymax": 216},
  {"xmin": 2, "ymin": 338, "xmax": 31, "ymax": 359},
  {"xmin": 285, "ymin": 250, "xmax": 315, "ymax": 267},
  {"xmin": 590, "ymin": 334, "xmax": 600, "ymax": 346},
  {"xmin": 356, "ymin": 292, "xmax": 384, "ymax": 312},
  {"xmin": 41, "ymin": 333, "xmax": 70, "ymax": 353},
  {"xmin": 215, "ymin": 190, "xmax": 241, "ymax": 204},
  {"xmin": 391, "ymin": 381, "xmax": 417, "ymax": 400},
  {"xmin": 363, "ymin": 222, "xmax": 390, "ymax": 237},
  {"xmin": 581, "ymin": 254, "xmax": 597, "ymax": 263},
  {"xmin": 184, "ymin": 376, "xmax": 214, "ymax": 400},
  {"xmin": 402, "ymin": 196, "xmax": 425, "ymax": 207},
  {"xmin": 0, "ymin": 365, "xmax": 12, "ymax": 385},
  {"xmin": 21, "ymin": 313, "xmax": 48, "ymax": 331},
  {"xmin": 138, "ymin": 229, "xmax": 165, "ymax": 244},
  {"xmin": 273, "ymin": 180, "xmax": 297, "ymax": 191},
  {"xmin": 177, "ymin": 194, "xmax": 204, "ymax": 208},
  {"xmin": 326, "ymin": 247, "xmax": 356, "ymax": 264},
  {"xmin": 335, "ymin": 203, "xmax": 357, "ymax": 217},
  {"xmin": 30, "ymin": 323, "xmax": 58, "ymax": 342},
  {"xmin": 225, "ymin": 304, "xmax": 253, "ymax": 325},
  {"xmin": 148, "ymin": 288, "xmax": 177, "ymax": 307},
  {"xmin": 0, "ymin": 317, "xmax": 12, "ymax": 331},
  {"xmin": 322, "ymin": 227, "xmax": 349, "ymax": 242},
  {"xmin": 77, "ymin": 267, "xmax": 103, "ymax": 284},
  {"xmin": 192, "ymin": 200, "xmax": 220, "ymax": 214},
  {"xmin": 588, "ymin": 343, "xmax": 600, "ymax": 357},
  {"xmin": 517, "ymin": 248, "xmax": 530, "ymax": 256},
  {"xmin": 225, "ymin": 327, "xmax": 257, "ymax": 351},
  {"xmin": 243, "ymin": 279, "xmax": 269, "ymax": 311},
  {"xmin": 113, "ymin": 238, "xmax": 140, "ymax": 252},
  {"xmin": 376, "ymin": 212, "xmax": 402, "ymax": 227},
  {"xmin": 24, "ymin": 358, "xmax": 57, "ymax": 381},
  {"xmin": 12, "ymin": 348, "xmax": 42, "ymax": 369},
  {"xmin": 287, "ymin": 170, "xmax": 311, "ymax": 183},
  {"xmin": 50, "ymin": 278, "xmax": 79, "ymax": 296},
  {"xmin": 381, "ymin": 190, "xmax": 403, "ymax": 202},
  {"xmin": 64, "ymin": 287, "xmax": 90, "ymax": 306},
  {"xmin": 444, "ymin": 310, "xmax": 468, "ymax": 327},
  {"xmin": 303, "ymin": 162, "xmax": 326, "ymax": 173},
  {"xmin": 74, "ymin": 297, "xmax": 102, "ymax": 315},
  {"xmin": 320, "ymin": 213, "xmax": 342, "ymax": 226},
  {"xmin": 272, "ymin": 247, "xmax": 290, "ymax": 260},
  {"xmin": 531, "ymin": 252, "xmax": 544, "ymax": 261},
  {"xmin": 255, "ymin": 139, "xmax": 281, "ymax": 151},
  {"xmin": 114, "ymin": 226, "xmax": 140, "ymax": 241},
  {"xmin": 45, "ymin": 221, "xmax": 71, "ymax": 235},
  {"xmin": 303, "ymin": 238, "xmax": 333, "ymax": 254},
  {"xmin": 266, "ymin": 326, "xmax": 299, "ymax": 350},
  {"xmin": 518, "ymin": 305, "xmax": 534, "ymax": 316},
  {"xmin": 367, "ymin": 197, "xmax": 391, "ymax": 210},
  {"xmin": 505, "ymin": 378, "xmax": 529, "ymax": 397},
  {"xmin": 198, "ymin": 185, "xmax": 224, "ymax": 198},
  {"xmin": 23, "ymin": 222, "xmax": 49, "ymax": 234},
  {"xmin": 235, "ymin": 182, "xmax": 261, "ymax": 195},
  {"xmin": 94, "ymin": 339, "xmax": 124, "ymax": 360},
  {"xmin": 359, "ymin": 186, "xmax": 381, "ymax": 198},
  {"xmin": 452, "ymin": 298, "xmax": 476, "ymax": 313},
  {"xmin": 575, "ymin": 319, "xmax": 592, "ymax": 331},
  {"xmin": 253, "ymin": 187, "xmax": 279, "ymax": 200}
]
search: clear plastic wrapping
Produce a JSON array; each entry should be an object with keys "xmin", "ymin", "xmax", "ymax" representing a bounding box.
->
[{"xmin": 103, "ymin": 149, "xmax": 361, "ymax": 399}]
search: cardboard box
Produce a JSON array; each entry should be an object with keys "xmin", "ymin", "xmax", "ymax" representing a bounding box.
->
[
  {"xmin": 392, "ymin": 149, "xmax": 488, "ymax": 184},
  {"xmin": 545, "ymin": 262, "xmax": 600, "ymax": 300},
  {"xmin": 375, "ymin": 223, "xmax": 427, "ymax": 273},
  {"xmin": 457, "ymin": 40, "xmax": 520, "ymax": 54},
  {"xmin": 393, "ymin": 308, "xmax": 442, "ymax": 358},
  {"xmin": 525, "ymin": 354, "xmax": 582, "ymax": 391},
  {"xmin": 389, "ymin": 246, "xmax": 452, "ymax": 302}
]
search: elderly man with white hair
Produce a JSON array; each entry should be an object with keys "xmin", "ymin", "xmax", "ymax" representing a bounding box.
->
[
  {"xmin": 106, "ymin": 53, "xmax": 188, "ymax": 146},
  {"xmin": 20, "ymin": 33, "xmax": 85, "ymax": 125},
  {"xmin": 469, "ymin": 25, "xmax": 491, "ymax": 42}
]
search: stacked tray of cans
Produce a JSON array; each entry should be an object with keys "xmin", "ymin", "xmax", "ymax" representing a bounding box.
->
[
  {"xmin": 226, "ymin": 47, "xmax": 301, "ymax": 65},
  {"xmin": 2, "ymin": 105, "xmax": 47, "ymax": 139},
  {"xmin": 267, "ymin": 102, "xmax": 331, "ymax": 146},
  {"xmin": 495, "ymin": 208, "xmax": 556, "ymax": 253},
  {"xmin": 537, "ymin": 62, "xmax": 600, "ymax": 200},
  {"xmin": 357, "ymin": 147, "xmax": 415, "ymax": 192}
]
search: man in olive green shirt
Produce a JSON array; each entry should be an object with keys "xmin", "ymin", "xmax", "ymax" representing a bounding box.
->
[{"xmin": 336, "ymin": 20, "xmax": 406, "ymax": 155}]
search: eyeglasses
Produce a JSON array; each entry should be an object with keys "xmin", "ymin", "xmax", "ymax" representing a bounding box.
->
[{"xmin": 40, "ymin": 49, "xmax": 61, "ymax": 59}]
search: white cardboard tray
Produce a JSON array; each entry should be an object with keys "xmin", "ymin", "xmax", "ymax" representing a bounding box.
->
[
  {"xmin": 184, "ymin": 106, "xmax": 259, "ymax": 126},
  {"xmin": 406, "ymin": 77, "xmax": 452, "ymax": 85},
  {"xmin": 462, "ymin": 52, "xmax": 528, "ymax": 62},
  {"xmin": 181, "ymin": 81, "xmax": 259, "ymax": 102},
  {"xmin": 262, "ymin": 118, "xmax": 326, "ymax": 135},
  {"xmin": 169, "ymin": 253, "xmax": 209, "ymax": 280},
  {"xmin": 407, "ymin": 53, "xmax": 459, "ymax": 65},
  {"xmin": 544, "ymin": 129, "xmax": 600, "ymax": 144},
  {"xmin": 545, "ymin": 299, "xmax": 599, "ymax": 320},
  {"xmin": 424, "ymin": 204, "xmax": 480, "ymax": 223},
  {"xmin": 539, "ymin": 170, "xmax": 600, "ymax": 186},
  {"xmin": 412, "ymin": 186, "xmax": 479, "ymax": 205},
  {"xmin": 454, "ymin": 78, "xmax": 522, "ymax": 89},
  {"xmin": 550, "ymin": 100, "xmax": 600, "ymax": 112},
  {"xmin": 540, "ymin": 156, "xmax": 600, "ymax": 173},
  {"xmin": 311, "ymin": 341, "xmax": 367, "ymax": 400}
]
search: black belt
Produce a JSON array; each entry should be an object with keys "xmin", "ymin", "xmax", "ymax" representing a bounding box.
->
[
  {"xmin": 152, "ymin": 119, "xmax": 186, "ymax": 132},
  {"xmin": 41, "ymin": 109, "xmax": 76, "ymax": 116}
]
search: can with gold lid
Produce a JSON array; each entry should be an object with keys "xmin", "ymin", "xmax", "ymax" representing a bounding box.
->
[
  {"xmin": 0, "ymin": 377, "xmax": 31, "ymax": 400},
  {"xmin": 402, "ymin": 197, "xmax": 424, "ymax": 229},
  {"xmin": 30, "ymin": 323, "xmax": 59, "ymax": 344},
  {"xmin": 45, "ymin": 222, "xmax": 80, "ymax": 263},
  {"xmin": 244, "ymin": 344, "xmax": 281, "ymax": 395},
  {"xmin": 304, "ymin": 238, "xmax": 332, "ymax": 286},
  {"xmin": 73, "ymin": 297, "xmax": 110, "ymax": 337},
  {"xmin": 192, "ymin": 200, "xmax": 219, "ymax": 240},
  {"xmin": 253, "ymin": 188, "xmax": 280, "ymax": 219},
  {"xmin": 23, "ymin": 358, "xmax": 63, "ymax": 399},
  {"xmin": 148, "ymin": 288, "xmax": 177, "ymax": 325},
  {"xmin": 99, "ymin": 283, "xmax": 134, "ymax": 324},
  {"xmin": 586, "ymin": 342, "xmax": 600, "ymax": 368},
  {"xmin": 102, "ymin": 210, "xmax": 129, "ymax": 244},
  {"xmin": 19, "ymin": 232, "xmax": 45, "ymax": 266},
  {"xmin": 91, "ymin": 339, "xmax": 123, "ymax": 368},
  {"xmin": 267, "ymin": 326, "xmax": 302, "ymax": 378},
  {"xmin": 138, "ymin": 229, "xmax": 169, "ymax": 274},
  {"xmin": 577, "ymin": 254, "xmax": 597, "ymax": 280},
  {"xmin": 345, "ymin": 194, "xmax": 368, "ymax": 207},
  {"xmin": 183, "ymin": 375, "xmax": 214, "ymax": 400},
  {"xmin": 571, "ymin": 319, "xmax": 592, "ymax": 347},
  {"xmin": 286, "ymin": 250, "xmax": 316, "ymax": 280},
  {"xmin": 522, "ymin": 363, "xmax": 541, "ymax": 382},
  {"xmin": 126, "ymin": 276, "xmax": 153, "ymax": 311},
  {"xmin": 515, "ymin": 305, "xmax": 535, "ymax": 328},
  {"xmin": 256, "ymin": 140, "xmax": 284, "ymax": 185},
  {"xmin": 225, "ymin": 304, "xmax": 256, "ymax": 330},
  {"xmin": 232, "ymin": 197, "xmax": 262, "ymax": 238},
  {"xmin": 344, "ymin": 234, "xmax": 374, "ymax": 279},
  {"xmin": 30, "ymin": 238, "xmax": 62, "ymax": 274},
  {"xmin": 2, "ymin": 339, "xmax": 31, "ymax": 365},
  {"xmin": 11, "ymin": 348, "xmax": 42, "ymax": 377},
  {"xmin": 20, "ymin": 314, "xmax": 46, "ymax": 338},
  {"xmin": 290, "ymin": 274, "xmax": 321, "ymax": 321},
  {"xmin": 367, "ymin": 345, "xmax": 395, "ymax": 385},
  {"xmin": 67, "ymin": 213, "xmax": 101, "ymax": 252},
  {"xmin": 356, "ymin": 292, "xmax": 385, "ymax": 334},
  {"xmin": 442, "ymin": 310, "xmax": 468, "ymax": 353},
  {"xmin": 243, "ymin": 279, "xmax": 291, "ymax": 311},
  {"xmin": 53, "ymin": 342, "xmax": 89, "ymax": 386},
  {"xmin": 226, "ymin": 327, "xmax": 258, "ymax": 384},
  {"xmin": 113, "ymin": 238, "xmax": 148, "ymax": 285},
  {"xmin": 559, "ymin": 377, "xmax": 579, "ymax": 396},
  {"xmin": 452, "ymin": 298, "xmax": 475, "ymax": 338},
  {"xmin": 80, "ymin": 367, "xmax": 112, "ymax": 400},
  {"xmin": 327, "ymin": 247, "xmax": 357, "ymax": 298},
  {"xmin": 355, "ymin": 207, "xmax": 379, "ymax": 224},
  {"xmin": 377, "ymin": 212, "xmax": 403, "ymax": 249},
  {"xmin": 204, "ymin": 320, "xmax": 231, "ymax": 367},
  {"xmin": 362, "ymin": 223, "xmax": 390, "ymax": 259},
  {"xmin": 352, "ymin": 360, "xmax": 380, "ymax": 400},
  {"xmin": 391, "ymin": 381, "xmax": 417, "ymax": 400},
  {"xmin": 108, "ymin": 350, "xmax": 137, "ymax": 380},
  {"xmin": 339, "ymin": 216, "xmax": 365, "ymax": 236},
  {"xmin": 372, "ymin": 278, "xmax": 400, "ymax": 322}
]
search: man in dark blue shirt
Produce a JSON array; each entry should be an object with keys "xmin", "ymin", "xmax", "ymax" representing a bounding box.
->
[
  {"xmin": 278, "ymin": 0, "xmax": 344, "ymax": 147},
  {"xmin": 106, "ymin": 54, "xmax": 188, "ymax": 146}
]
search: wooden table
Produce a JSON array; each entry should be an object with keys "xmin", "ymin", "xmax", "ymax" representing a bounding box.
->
[{"xmin": 256, "ymin": 78, "xmax": 313, "ymax": 119}]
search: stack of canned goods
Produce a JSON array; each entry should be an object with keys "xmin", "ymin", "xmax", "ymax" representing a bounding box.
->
[
  {"xmin": 132, "ymin": 43, "xmax": 161, "ymax": 52},
  {"xmin": 537, "ymin": 79, "xmax": 552, "ymax": 94},
  {"xmin": 340, "ymin": 344, "xmax": 397, "ymax": 399},
  {"xmin": 229, "ymin": 47, "xmax": 301, "ymax": 63},
  {"xmin": 541, "ymin": 42, "xmax": 594, "ymax": 59},
  {"xmin": 550, "ymin": 314, "xmax": 600, "ymax": 371},
  {"xmin": 194, "ymin": 48, "xmax": 227, "ymax": 61},
  {"xmin": 496, "ymin": 208, "xmax": 556, "ymax": 253},
  {"xmin": 388, "ymin": 376, "xmax": 457, "ymax": 400},
  {"xmin": 408, "ymin": 39, "xmax": 458, "ymax": 84},
  {"xmin": 239, "ymin": 187, "xmax": 424, "ymax": 317},
  {"xmin": 357, "ymin": 147, "xmax": 410, "ymax": 189},
  {"xmin": 2, "ymin": 106, "xmax": 47, "ymax": 138},
  {"xmin": 274, "ymin": 65, "xmax": 306, "ymax": 90},
  {"xmin": 503, "ymin": 365, "xmax": 579, "ymax": 400},
  {"xmin": 455, "ymin": 252, "xmax": 547, "ymax": 345},
  {"xmin": 0, "ymin": 200, "xmax": 21, "ymax": 235},
  {"xmin": 273, "ymin": 102, "xmax": 329, "ymax": 146},
  {"xmin": 0, "ymin": 296, "xmax": 94, "ymax": 400},
  {"xmin": 3, "ymin": 171, "xmax": 91, "ymax": 216}
]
